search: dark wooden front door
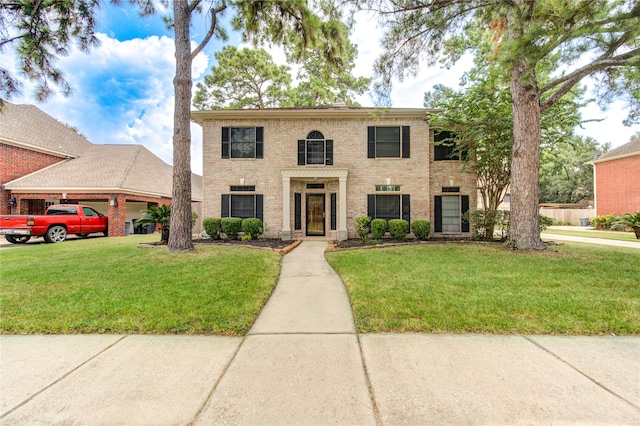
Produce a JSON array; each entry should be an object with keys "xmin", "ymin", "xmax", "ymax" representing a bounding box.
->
[{"xmin": 306, "ymin": 194, "xmax": 325, "ymax": 236}]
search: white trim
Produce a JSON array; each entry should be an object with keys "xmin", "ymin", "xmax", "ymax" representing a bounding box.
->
[
  {"xmin": 192, "ymin": 107, "xmax": 436, "ymax": 124},
  {"xmin": 591, "ymin": 151, "xmax": 640, "ymax": 164},
  {"xmin": 2, "ymin": 159, "xmax": 73, "ymax": 187},
  {"xmin": 0, "ymin": 137, "xmax": 80, "ymax": 159},
  {"xmin": 281, "ymin": 169, "xmax": 349, "ymax": 241},
  {"xmin": 282, "ymin": 169, "xmax": 349, "ymax": 179},
  {"xmin": 6, "ymin": 188, "xmax": 176, "ymax": 200}
]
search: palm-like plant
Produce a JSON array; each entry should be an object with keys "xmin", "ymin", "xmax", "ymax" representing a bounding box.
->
[
  {"xmin": 135, "ymin": 205, "xmax": 171, "ymax": 242},
  {"xmin": 611, "ymin": 212, "xmax": 640, "ymax": 240}
]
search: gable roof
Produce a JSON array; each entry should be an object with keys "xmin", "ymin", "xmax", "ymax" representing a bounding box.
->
[
  {"xmin": 4, "ymin": 144, "xmax": 203, "ymax": 201},
  {"xmin": 2, "ymin": 101, "xmax": 203, "ymax": 201},
  {"xmin": 593, "ymin": 137, "xmax": 640, "ymax": 163},
  {"xmin": 0, "ymin": 101, "xmax": 92, "ymax": 157}
]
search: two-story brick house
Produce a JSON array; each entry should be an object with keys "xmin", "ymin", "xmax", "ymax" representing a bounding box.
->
[{"xmin": 193, "ymin": 106, "xmax": 476, "ymax": 241}]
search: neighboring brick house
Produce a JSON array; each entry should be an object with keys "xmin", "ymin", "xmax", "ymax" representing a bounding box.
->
[
  {"xmin": 1, "ymin": 101, "xmax": 203, "ymax": 236},
  {"xmin": 192, "ymin": 107, "xmax": 476, "ymax": 240},
  {"xmin": 591, "ymin": 137, "xmax": 640, "ymax": 216}
]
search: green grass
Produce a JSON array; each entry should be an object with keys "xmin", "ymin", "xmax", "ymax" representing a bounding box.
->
[
  {"xmin": 0, "ymin": 235, "xmax": 281, "ymax": 335},
  {"xmin": 326, "ymin": 242, "xmax": 640, "ymax": 335},
  {"xmin": 542, "ymin": 228, "xmax": 638, "ymax": 242}
]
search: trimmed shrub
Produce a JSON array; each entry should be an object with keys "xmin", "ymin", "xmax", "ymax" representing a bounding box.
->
[
  {"xmin": 389, "ymin": 219, "xmax": 409, "ymax": 239},
  {"xmin": 411, "ymin": 220, "xmax": 431, "ymax": 240},
  {"xmin": 355, "ymin": 216, "xmax": 371, "ymax": 241},
  {"xmin": 590, "ymin": 214, "xmax": 619, "ymax": 230},
  {"xmin": 539, "ymin": 215, "xmax": 553, "ymax": 232},
  {"xmin": 371, "ymin": 219, "xmax": 387, "ymax": 239},
  {"xmin": 221, "ymin": 217, "xmax": 243, "ymax": 240},
  {"xmin": 202, "ymin": 217, "xmax": 222, "ymax": 240},
  {"xmin": 242, "ymin": 218, "xmax": 264, "ymax": 240}
]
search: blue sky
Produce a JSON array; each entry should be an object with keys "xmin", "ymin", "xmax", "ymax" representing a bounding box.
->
[{"xmin": 2, "ymin": 5, "xmax": 638, "ymax": 175}]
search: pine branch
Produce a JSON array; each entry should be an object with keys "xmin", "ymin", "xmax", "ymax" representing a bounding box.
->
[
  {"xmin": 191, "ymin": 4, "xmax": 226, "ymax": 60},
  {"xmin": 540, "ymin": 46, "xmax": 640, "ymax": 112}
]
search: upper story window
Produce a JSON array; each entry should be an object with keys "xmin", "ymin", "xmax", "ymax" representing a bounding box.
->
[
  {"xmin": 367, "ymin": 126, "xmax": 410, "ymax": 159},
  {"xmin": 222, "ymin": 127, "xmax": 264, "ymax": 159},
  {"xmin": 434, "ymin": 130, "xmax": 461, "ymax": 161},
  {"xmin": 298, "ymin": 131, "xmax": 333, "ymax": 166}
]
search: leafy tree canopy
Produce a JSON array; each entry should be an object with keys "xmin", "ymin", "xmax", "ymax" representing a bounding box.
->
[
  {"xmin": 193, "ymin": 46, "xmax": 294, "ymax": 109},
  {"xmin": 425, "ymin": 45, "xmax": 584, "ymax": 211},
  {"xmin": 193, "ymin": 25, "xmax": 370, "ymax": 110},
  {"xmin": 365, "ymin": 0, "xmax": 640, "ymax": 122},
  {"xmin": 539, "ymin": 135, "xmax": 609, "ymax": 204}
]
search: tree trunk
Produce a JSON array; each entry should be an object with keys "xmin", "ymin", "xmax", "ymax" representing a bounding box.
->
[
  {"xmin": 168, "ymin": 0, "xmax": 194, "ymax": 252},
  {"xmin": 508, "ymin": 57, "xmax": 545, "ymax": 250}
]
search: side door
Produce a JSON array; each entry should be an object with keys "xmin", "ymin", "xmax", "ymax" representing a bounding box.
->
[{"xmin": 81, "ymin": 206, "xmax": 105, "ymax": 234}]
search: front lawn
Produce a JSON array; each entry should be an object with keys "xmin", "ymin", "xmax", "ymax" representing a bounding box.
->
[
  {"xmin": 0, "ymin": 235, "xmax": 281, "ymax": 335},
  {"xmin": 326, "ymin": 243, "xmax": 640, "ymax": 335}
]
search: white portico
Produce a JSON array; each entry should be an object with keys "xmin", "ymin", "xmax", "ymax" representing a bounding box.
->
[{"xmin": 281, "ymin": 169, "xmax": 348, "ymax": 241}]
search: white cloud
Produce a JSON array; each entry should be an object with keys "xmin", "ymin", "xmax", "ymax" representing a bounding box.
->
[
  {"xmin": 576, "ymin": 101, "xmax": 639, "ymax": 147},
  {"xmin": 3, "ymin": 33, "xmax": 208, "ymax": 175}
]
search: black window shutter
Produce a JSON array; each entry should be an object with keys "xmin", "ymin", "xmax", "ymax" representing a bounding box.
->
[
  {"xmin": 255, "ymin": 194, "xmax": 264, "ymax": 221},
  {"xmin": 255, "ymin": 127, "xmax": 264, "ymax": 159},
  {"xmin": 330, "ymin": 193, "xmax": 337, "ymax": 230},
  {"xmin": 402, "ymin": 194, "xmax": 411, "ymax": 225},
  {"xmin": 325, "ymin": 140, "xmax": 333, "ymax": 165},
  {"xmin": 367, "ymin": 194, "xmax": 376, "ymax": 219},
  {"xmin": 221, "ymin": 194, "xmax": 230, "ymax": 218},
  {"xmin": 402, "ymin": 126, "xmax": 410, "ymax": 158},
  {"xmin": 434, "ymin": 196, "xmax": 442, "ymax": 232},
  {"xmin": 221, "ymin": 127, "xmax": 230, "ymax": 159},
  {"xmin": 298, "ymin": 140, "xmax": 305, "ymax": 165},
  {"xmin": 367, "ymin": 127, "xmax": 375, "ymax": 158},
  {"xmin": 294, "ymin": 193, "xmax": 302, "ymax": 230},
  {"xmin": 461, "ymin": 195, "xmax": 470, "ymax": 232}
]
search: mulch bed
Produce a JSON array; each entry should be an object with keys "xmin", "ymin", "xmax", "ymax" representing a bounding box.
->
[
  {"xmin": 194, "ymin": 238, "xmax": 302, "ymax": 253},
  {"xmin": 142, "ymin": 237, "xmax": 486, "ymax": 252},
  {"xmin": 333, "ymin": 238, "xmax": 420, "ymax": 249}
]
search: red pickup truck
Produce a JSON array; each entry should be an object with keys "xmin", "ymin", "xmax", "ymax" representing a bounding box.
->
[{"xmin": 0, "ymin": 204, "xmax": 108, "ymax": 244}]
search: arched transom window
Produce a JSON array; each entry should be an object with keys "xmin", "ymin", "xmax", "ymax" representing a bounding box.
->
[{"xmin": 298, "ymin": 131, "xmax": 333, "ymax": 166}]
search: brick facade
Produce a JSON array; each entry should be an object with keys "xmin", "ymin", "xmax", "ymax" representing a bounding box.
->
[
  {"xmin": 196, "ymin": 108, "xmax": 476, "ymax": 240},
  {"xmin": 1, "ymin": 143, "xmax": 65, "ymax": 215},
  {"xmin": 594, "ymin": 154, "xmax": 640, "ymax": 216}
]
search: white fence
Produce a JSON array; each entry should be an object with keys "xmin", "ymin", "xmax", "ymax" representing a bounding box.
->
[{"xmin": 539, "ymin": 208, "xmax": 595, "ymax": 226}]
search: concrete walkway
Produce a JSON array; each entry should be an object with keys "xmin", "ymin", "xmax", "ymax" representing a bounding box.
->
[
  {"xmin": 1, "ymin": 241, "xmax": 639, "ymax": 425},
  {"xmin": 541, "ymin": 232, "xmax": 640, "ymax": 249}
]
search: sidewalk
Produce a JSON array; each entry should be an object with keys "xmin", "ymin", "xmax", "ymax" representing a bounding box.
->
[
  {"xmin": 541, "ymin": 232, "xmax": 640, "ymax": 249},
  {"xmin": 1, "ymin": 241, "xmax": 639, "ymax": 424}
]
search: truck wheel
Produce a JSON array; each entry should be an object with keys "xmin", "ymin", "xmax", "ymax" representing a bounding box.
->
[
  {"xmin": 5, "ymin": 235, "xmax": 31, "ymax": 244},
  {"xmin": 44, "ymin": 226, "xmax": 67, "ymax": 243}
]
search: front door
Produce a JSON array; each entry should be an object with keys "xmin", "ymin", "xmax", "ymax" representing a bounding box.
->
[{"xmin": 306, "ymin": 194, "xmax": 325, "ymax": 236}]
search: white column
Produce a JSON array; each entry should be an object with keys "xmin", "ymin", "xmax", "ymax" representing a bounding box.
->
[
  {"xmin": 338, "ymin": 176, "xmax": 348, "ymax": 241},
  {"xmin": 282, "ymin": 176, "xmax": 291, "ymax": 240}
]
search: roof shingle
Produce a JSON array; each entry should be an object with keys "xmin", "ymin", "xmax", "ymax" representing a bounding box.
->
[
  {"xmin": 595, "ymin": 137, "xmax": 640, "ymax": 162},
  {"xmin": 0, "ymin": 101, "xmax": 92, "ymax": 157}
]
